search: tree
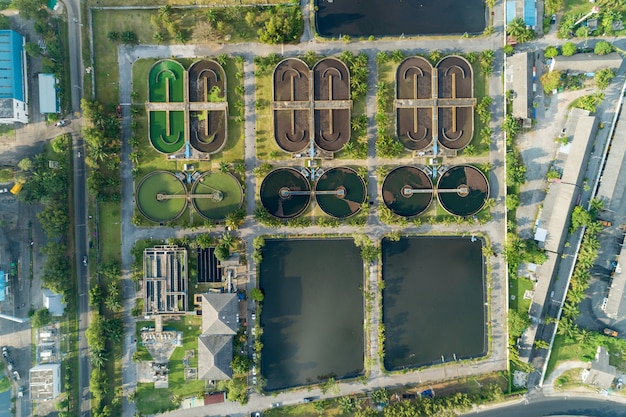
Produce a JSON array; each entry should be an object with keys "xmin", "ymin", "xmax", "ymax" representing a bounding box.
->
[
  {"xmin": 24, "ymin": 42, "xmax": 40, "ymax": 57},
  {"xmin": 534, "ymin": 339, "xmax": 550, "ymax": 350},
  {"xmin": 595, "ymin": 68, "xmax": 615, "ymax": 90},
  {"xmin": 18, "ymin": 158, "xmax": 33, "ymax": 172},
  {"xmin": 561, "ymin": 42, "xmax": 577, "ymax": 56},
  {"xmin": 371, "ymin": 388, "xmax": 389, "ymax": 404},
  {"xmin": 506, "ymin": 194, "xmax": 520, "ymax": 211},
  {"xmin": 570, "ymin": 206, "xmax": 592, "ymax": 230},
  {"xmin": 0, "ymin": 14, "xmax": 10, "ymax": 30},
  {"xmin": 153, "ymin": 31, "xmax": 165, "ymax": 44},
  {"xmin": 544, "ymin": 46, "xmax": 559, "ymax": 59},
  {"xmin": 13, "ymin": 0, "xmax": 44, "ymax": 20},
  {"xmin": 506, "ymin": 17, "xmax": 534, "ymax": 43},
  {"xmin": 540, "ymin": 70, "xmax": 562, "ymax": 93},
  {"xmin": 30, "ymin": 307, "xmax": 52, "ymax": 328},
  {"xmin": 220, "ymin": 232, "xmax": 235, "ymax": 248},
  {"xmin": 338, "ymin": 396, "xmax": 356, "ymax": 413},
  {"xmin": 258, "ymin": 12, "xmax": 302, "ymax": 44},
  {"xmin": 107, "ymin": 31, "xmax": 120, "ymax": 43},
  {"xmin": 231, "ymin": 354, "xmax": 252, "ymax": 374},
  {"xmin": 214, "ymin": 244, "xmax": 230, "ymax": 261},
  {"xmin": 595, "ymin": 40, "xmax": 614, "ymax": 55},
  {"xmin": 120, "ymin": 31, "xmax": 138, "ymax": 46},
  {"xmin": 174, "ymin": 30, "xmax": 188, "ymax": 44},
  {"xmin": 503, "ymin": 45, "xmax": 515, "ymax": 56},
  {"xmin": 249, "ymin": 288, "xmax": 264, "ymax": 302}
]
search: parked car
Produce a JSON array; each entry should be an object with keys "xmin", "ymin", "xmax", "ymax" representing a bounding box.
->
[
  {"xmin": 603, "ymin": 328, "xmax": 618, "ymax": 337},
  {"xmin": 303, "ymin": 397, "xmax": 314, "ymax": 403},
  {"xmin": 550, "ymin": 14, "xmax": 556, "ymax": 24},
  {"xmin": 271, "ymin": 402, "xmax": 281, "ymax": 408},
  {"xmin": 55, "ymin": 119, "xmax": 69, "ymax": 127}
]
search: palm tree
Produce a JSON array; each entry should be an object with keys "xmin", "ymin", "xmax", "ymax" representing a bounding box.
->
[
  {"xmin": 153, "ymin": 31, "xmax": 165, "ymax": 45},
  {"xmin": 90, "ymin": 143, "xmax": 107, "ymax": 163},
  {"xmin": 220, "ymin": 232, "xmax": 235, "ymax": 248},
  {"xmin": 576, "ymin": 328, "xmax": 593, "ymax": 344},
  {"xmin": 174, "ymin": 30, "xmax": 188, "ymax": 44},
  {"xmin": 219, "ymin": 161, "xmax": 230, "ymax": 173},
  {"xmin": 90, "ymin": 349, "xmax": 108, "ymax": 369},
  {"xmin": 562, "ymin": 302, "xmax": 580, "ymax": 319},
  {"xmin": 557, "ymin": 317, "xmax": 577, "ymax": 339},
  {"xmin": 338, "ymin": 396, "xmax": 355, "ymax": 413},
  {"xmin": 158, "ymin": 5, "xmax": 172, "ymax": 21}
]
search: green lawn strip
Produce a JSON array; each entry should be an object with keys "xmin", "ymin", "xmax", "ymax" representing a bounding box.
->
[
  {"xmin": 59, "ymin": 21, "xmax": 72, "ymax": 113},
  {"xmin": 509, "ymin": 277, "xmax": 533, "ymax": 313},
  {"xmin": 563, "ymin": 0, "xmax": 597, "ymax": 15},
  {"xmin": 470, "ymin": 62, "xmax": 489, "ymax": 156},
  {"xmin": 261, "ymin": 399, "xmax": 348, "ymax": 417},
  {"xmin": 91, "ymin": 0, "xmax": 286, "ymax": 6},
  {"xmin": 98, "ymin": 201, "xmax": 122, "ymax": 264},
  {"xmin": 92, "ymin": 9, "xmax": 156, "ymax": 105},
  {"xmin": 132, "ymin": 59, "xmax": 157, "ymax": 104},
  {"xmin": 545, "ymin": 334, "xmax": 596, "ymax": 378},
  {"xmin": 377, "ymin": 59, "xmax": 413, "ymax": 159},
  {"xmin": 255, "ymin": 67, "xmax": 289, "ymax": 161},
  {"xmin": 135, "ymin": 383, "xmax": 177, "ymax": 415},
  {"xmin": 208, "ymin": 57, "xmax": 245, "ymax": 167}
]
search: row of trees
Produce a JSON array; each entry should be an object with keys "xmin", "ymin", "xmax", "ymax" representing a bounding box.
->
[
  {"xmin": 19, "ymin": 136, "xmax": 73, "ymax": 299},
  {"xmin": 81, "ymin": 99, "xmax": 121, "ymax": 202}
]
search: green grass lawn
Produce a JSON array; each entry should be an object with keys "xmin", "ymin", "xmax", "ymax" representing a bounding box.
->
[
  {"xmin": 135, "ymin": 382, "xmax": 179, "ymax": 415},
  {"xmin": 377, "ymin": 59, "xmax": 413, "ymax": 160},
  {"xmin": 91, "ymin": 0, "xmax": 286, "ymax": 5},
  {"xmin": 470, "ymin": 61, "xmax": 490, "ymax": 156},
  {"xmin": 135, "ymin": 316, "xmax": 205, "ymax": 415},
  {"xmin": 510, "ymin": 277, "xmax": 534, "ymax": 313},
  {"xmin": 98, "ymin": 201, "xmax": 122, "ymax": 263},
  {"xmin": 545, "ymin": 334, "xmax": 596, "ymax": 378},
  {"xmin": 132, "ymin": 59, "xmax": 157, "ymax": 104},
  {"xmin": 261, "ymin": 398, "xmax": 350, "ymax": 417},
  {"xmin": 563, "ymin": 0, "xmax": 597, "ymax": 15},
  {"xmin": 209, "ymin": 56, "xmax": 245, "ymax": 167},
  {"xmin": 255, "ymin": 65, "xmax": 289, "ymax": 161}
]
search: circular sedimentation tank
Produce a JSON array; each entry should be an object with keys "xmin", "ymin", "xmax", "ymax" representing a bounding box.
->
[
  {"xmin": 136, "ymin": 171, "xmax": 187, "ymax": 223},
  {"xmin": 382, "ymin": 166, "xmax": 433, "ymax": 217},
  {"xmin": 437, "ymin": 165, "xmax": 489, "ymax": 216},
  {"xmin": 191, "ymin": 172, "xmax": 243, "ymax": 221},
  {"xmin": 260, "ymin": 168, "xmax": 311, "ymax": 219},
  {"xmin": 315, "ymin": 167, "xmax": 366, "ymax": 218}
]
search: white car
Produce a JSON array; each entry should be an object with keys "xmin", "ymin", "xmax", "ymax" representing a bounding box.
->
[
  {"xmin": 251, "ymin": 313, "xmax": 256, "ymax": 321},
  {"xmin": 252, "ymin": 366, "xmax": 257, "ymax": 376},
  {"xmin": 55, "ymin": 119, "xmax": 69, "ymax": 127},
  {"xmin": 251, "ymin": 327, "xmax": 256, "ymax": 336},
  {"xmin": 252, "ymin": 376, "xmax": 257, "ymax": 385}
]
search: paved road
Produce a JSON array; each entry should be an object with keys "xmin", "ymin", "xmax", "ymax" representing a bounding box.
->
[
  {"xmin": 461, "ymin": 395, "xmax": 626, "ymax": 417},
  {"xmin": 63, "ymin": 0, "xmax": 90, "ymax": 415}
]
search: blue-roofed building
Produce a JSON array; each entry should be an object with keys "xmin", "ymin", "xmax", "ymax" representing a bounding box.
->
[
  {"xmin": 506, "ymin": 0, "xmax": 516, "ymax": 24},
  {"xmin": 38, "ymin": 74, "xmax": 59, "ymax": 114},
  {"xmin": 0, "ymin": 30, "xmax": 28, "ymax": 124},
  {"xmin": 523, "ymin": 0, "xmax": 537, "ymax": 28}
]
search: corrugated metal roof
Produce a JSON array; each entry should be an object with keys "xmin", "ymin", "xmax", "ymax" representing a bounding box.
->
[
  {"xmin": 524, "ymin": 0, "xmax": 536, "ymax": 27},
  {"xmin": 0, "ymin": 30, "xmax": 24, "ymax": 101},
  {"xmin": 38, "ymin": 74, "xmax": 58, "ymax": 114},
  {"xmin": 506, "ymin": 1, "xmax": 516, "ymax": 24}
]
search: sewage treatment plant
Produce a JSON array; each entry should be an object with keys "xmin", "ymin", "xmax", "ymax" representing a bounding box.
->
[{"xmin": 129, "ymin": 51, "xmax": 498, "ymax": 398}]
